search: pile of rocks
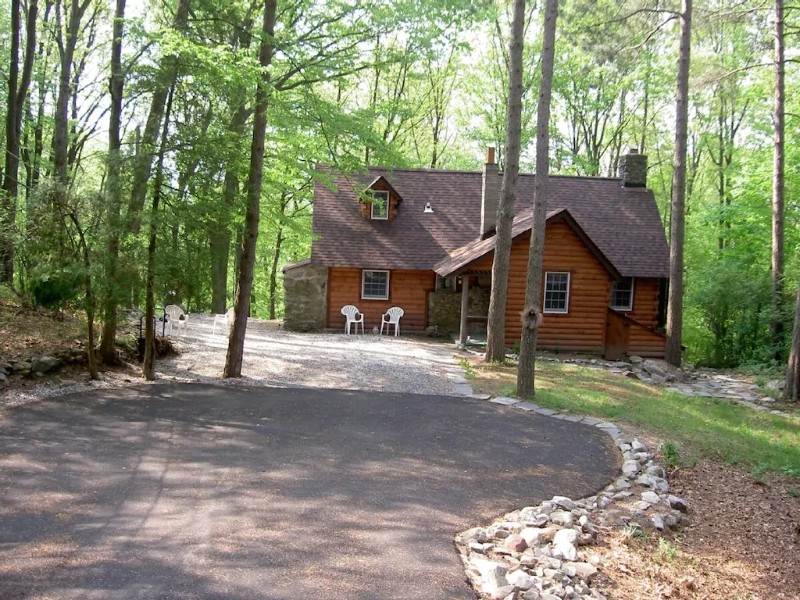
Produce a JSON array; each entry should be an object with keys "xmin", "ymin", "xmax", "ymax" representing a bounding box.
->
[
  {"xmin": 455, "ymin": 436, "xmax": 688, "ymax": 600},
  {"xmin": 0, "ymin": 348, "xmax": 87, "ymax": 387}
]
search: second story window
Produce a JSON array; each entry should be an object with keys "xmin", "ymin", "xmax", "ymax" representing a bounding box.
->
[{"xmin": 370, "ymin": 191, "xmax": 389, "ymax": 220}]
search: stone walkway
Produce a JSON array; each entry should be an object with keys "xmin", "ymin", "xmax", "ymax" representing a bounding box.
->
[{"xmin": 536, "ymin": 355, "xmax": 794, "ymax": 420}]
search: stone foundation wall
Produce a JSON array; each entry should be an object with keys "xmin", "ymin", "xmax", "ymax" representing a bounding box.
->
[
  {"xmin": 283, "ymin": 264, "xmax": 328, "ymax": 332},
  {"xmin": 428, "ymin": 287, "xmax": 491, "ymax": 334}
]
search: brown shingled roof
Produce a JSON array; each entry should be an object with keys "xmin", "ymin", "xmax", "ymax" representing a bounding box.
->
[
  {"xmin": 310, "ymin": 166, "xmax": 669, "ymax": 278},
  {"xmin": 433, "ymin": 208, "xmax": 623, "ymax": 279}
]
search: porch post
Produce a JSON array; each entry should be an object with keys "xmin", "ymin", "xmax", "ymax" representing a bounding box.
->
[{"xmin": 459, "ymin": 274, "xmax": 469, "ymax": 347}]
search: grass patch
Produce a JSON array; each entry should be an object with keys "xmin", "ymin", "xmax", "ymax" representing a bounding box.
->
[
  {"xmin": 467, "ymin": 358, "xmax": 800, "ymax": 479},
  {"xmin": 459, "ymin": 358, "xmax": 476, "ymax": 380}
]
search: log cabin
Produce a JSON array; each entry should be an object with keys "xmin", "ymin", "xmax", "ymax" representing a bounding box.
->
[{"xmin": 283, "ymin": 148, "xmax": 670, "ymax": 359}]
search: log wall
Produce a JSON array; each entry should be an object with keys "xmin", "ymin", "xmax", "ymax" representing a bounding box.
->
[
  {"xmin": 625, "ymin": 277, "xmax": 666, "ymax": 357},
  {"xmin": 470, "ymin": 221, "xmax": 612, "ymax": 352},
  {"xmin": 327, "ymin": 268, "xmax": 435, "ymax": 332}
]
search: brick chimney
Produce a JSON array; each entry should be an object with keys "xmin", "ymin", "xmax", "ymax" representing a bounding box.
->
[
  {"xmin": 481, "ymin": 147, "xmax": 500, "ymax": 237},
  {"xmin": 618, "ymin": 147, "xmax": 648, "ymax": 188}
]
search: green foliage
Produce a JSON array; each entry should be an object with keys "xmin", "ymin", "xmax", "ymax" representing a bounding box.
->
[
  {"xmin": 459, "ymin": 358, "xmax": 476, "ymax": 380},
  {"xmin": 661, "ymin": 440, "xmax": 696, "ymax": 470},
  {"xmin": 29, "ymin": 265, "xmax": 82, "ymax": 310},
  {"xmin": 654, "ymin": 537, "xmax": 679, "ymax": 564}
]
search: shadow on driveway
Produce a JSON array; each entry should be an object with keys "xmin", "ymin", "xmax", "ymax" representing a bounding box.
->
[{"xmin": 0, "ymin": 384, "xmax": 619, "ymax": 599}]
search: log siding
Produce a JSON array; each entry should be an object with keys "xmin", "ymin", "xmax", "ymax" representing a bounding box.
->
[{"xmin": 327, "ymin": 267, "xmax": 435, "ymax": 332}]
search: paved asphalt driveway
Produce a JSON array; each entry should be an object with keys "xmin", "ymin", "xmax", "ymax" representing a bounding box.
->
[{"xmin": 0, "ymin": 384, "xmax": 619, "ymax": 599}]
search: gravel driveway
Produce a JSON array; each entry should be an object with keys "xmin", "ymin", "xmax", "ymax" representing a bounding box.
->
[{"xmin": 159, "ymin": 315, "xmax": 463, "ymax": 396}]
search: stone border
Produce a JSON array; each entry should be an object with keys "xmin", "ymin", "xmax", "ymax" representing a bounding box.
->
[{"xmin": 447, "ymin": 377, "xmax": 688, "ymax": 600}]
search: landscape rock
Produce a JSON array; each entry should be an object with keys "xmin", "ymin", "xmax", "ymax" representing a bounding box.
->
[
  {"xmin": 549, "ymin": 511, "xmax": 574, "ymax": 527},
  {"xmin": 551, "ymin": 496, "xmax": 576, "ymax": 511},
  {"xmin": 622, "ymin": 460, "xmax": 640, "ymax": 477},
  {"xmin": 570, "ymin": 562, "xmax": 599, "ymax": 582},
  {"xmin": 641, "ymin": 491, "xmax": 660, "ymax": 505},
  {"xmin": 31, "ymin": 355, "xmax": 60, "ymax": 375},
  {"xmin": 668, "ymin": 495, "xmax": 689, "ymax": 513},
  {"xmin": 504, "ymin": 534, "xmax": 528, "ymax": 553}
]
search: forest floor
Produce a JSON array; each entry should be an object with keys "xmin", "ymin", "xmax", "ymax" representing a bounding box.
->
[{"xmin": 1, "ymin": 299, "xmax": 799, "ymax": 599}]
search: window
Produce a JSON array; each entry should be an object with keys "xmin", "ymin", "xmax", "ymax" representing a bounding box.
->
[
  {"xmin": 370, "ymin": 191, "xmax": 389, "ymax": 220},
  {"xmin": 610, "ymin": 277, "xmax": 635, "ymax": 311},
  {"xmin": 362, "ymin": 270, "xmax": 389, "ymax": 300},
  {"xmin": 543, "ymin": 272, "xmax": 570, "ymax": 314}
]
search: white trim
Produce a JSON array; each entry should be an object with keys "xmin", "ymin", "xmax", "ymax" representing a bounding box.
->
[
  {"xmin": 610, "ymin": 277, "xmax": 635, "ymax": 312},
  {"xmin": 370, "ymin": 191, "xmax": 389, "ymax": 220},
  {"xmin": 361, "ymin": 269, "xmax": 390, "ymax": 300},
  {"xmin": 543, "ymin": 271, "xmax": 570, "ymax": 314}
]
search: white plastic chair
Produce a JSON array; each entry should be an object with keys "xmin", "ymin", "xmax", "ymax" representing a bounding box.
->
[
  {"xmin": 164, "ymin": 304, "xmax": 188, "ymax": 336},
  {"xmin": 341, "ymin": 305, "xmax": 364, "ymax": 334},
  {"xmin": 212, "ymin": 307, "xmax": 234, "ymax": 335},
  {"xmin": 380, "ymin": 306, "xmax": 404, "ymax": 337}
]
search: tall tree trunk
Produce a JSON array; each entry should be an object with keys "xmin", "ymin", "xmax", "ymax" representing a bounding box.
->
[
  {"xmin": 785, "ymin": 286, "xmax": 800, "ymax": 401},
  {"xmin": 143, "ymin": 86, "xmax": 176, "ymax": 380},
  {"xmin": 31, "ymin": 0, "xmax": 54, "ymax": 192},
  {"xmin": 771, "ymin": 0, "xmax": 785, "ymax": 357},
  {"xmin": 67, "ymin": 213, "xmax": 99, "ymax": 379},
  {"xmin": 486, "ymin": 0, "xmax": 525, "ymax": 363},
  {"xmin": 127, "ymin": 0, "xmax": 190, "ymax": 235},
  {"xmin": 517, "ymin": 0, "xmax": 558, "ymax": 398},
  {"xmin": 268, "ymin": 224, "xmax": 285, "ymax": 320},
  {"xmin": 210, "ymin": 105, "xmax": 250, "ymax": 314},
  {"xmin": 52, "ymin": 0, "xmax": 91, "ymax": 184},
  {"xmin": 665, "ymin": 0, "xmax": 693, "ymax": 367},
  {"xmin": 1, "ymin": 0, "xmax": 38, "ymax": 283},
  {"xmin": 99, "ymin": 0, "xmax": 127, "ymax": 364},
  {"xmin": 223, "ymin": 0, "xmax": 277, "ymax": 378}
]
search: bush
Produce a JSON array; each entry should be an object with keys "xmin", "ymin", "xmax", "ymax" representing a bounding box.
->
[{"xmin": 29, "ymin": 265, "xmax": 82, "ymax": 310}]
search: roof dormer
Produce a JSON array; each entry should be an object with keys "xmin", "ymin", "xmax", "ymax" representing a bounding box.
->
[{"xmin": 360, "ymin": 175, "xmax": 403, "ymax": 222}]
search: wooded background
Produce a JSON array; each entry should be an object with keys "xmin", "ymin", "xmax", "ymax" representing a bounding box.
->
[{"xmin": 0, "ymin": 0, "xmax": 797, "ymax": 372}]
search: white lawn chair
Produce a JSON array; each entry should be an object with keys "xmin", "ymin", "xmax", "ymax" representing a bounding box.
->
[
  {"xmin": 380, "ymin": 306, "xmax": 404, "ymax": 337},
  {"xmin": 164, "ymin": 304, "xmax": 188, "ymax": 336},
  {"xmin": 212, "ymin": 307, "xmax": 234, "ymax": 335},
  {"xmin": 341, "ymin": 305, "xmax": 364, "ymax": 334}
]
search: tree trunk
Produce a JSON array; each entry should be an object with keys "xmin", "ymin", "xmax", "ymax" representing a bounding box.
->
[
  {"xmin": 210, "ymin": 105, "xmax": 251, "ymax": 314},
  {"xmin": 210, "ymin": 225, "xmax": 232, "ymax": 313},
  {"xmin": 771, "ymin": 0, "xmax": 785, "ymax": 357},
  {"xmin": 268, "ymin": 226, "xmax": 284, "ymax": 320},
  {"xmin": 99, "ymin": 0, "xmax": 127, "ymax": 364},
  {"xmin": 785, "ymin": 286, "xmax": 800, "ymax": 401},
  {"xmin": 1, "ymin": 0, "xmax": 38, "ymax": 283},
  {"xmin": 66, "ymin": 213, "xmax": 98, "ymax": 379},
  {"xmin": 52, "ymin": 0, "xmax": 91, "ymax": 184},
  {"xmin": 223, "ymin": 0, "xmax": 278, "ymax": 378},
  {"xmin": 127, "ymin": 0, "xmax": 190, "ymax": 235},
  {"xmin": 486, "ymin": 0, "xmax": 526, "ymax": 363},
  {"xmin": 664, "ymin": 0, "xmax": 693, "ymax": 367},
  {"xmin": 143, "ymin": 86, "xmax": 176, "ymax": 380},
  {"xmin": 517, "ymin": 0, "xmax": 558, "ymax": 398}
]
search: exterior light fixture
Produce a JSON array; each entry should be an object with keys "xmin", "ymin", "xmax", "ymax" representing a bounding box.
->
[{"xmin": 423, "ymin": 202, "xmax": 434, "ymax": 213}]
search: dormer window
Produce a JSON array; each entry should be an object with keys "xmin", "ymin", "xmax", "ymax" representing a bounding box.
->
[
  {"xmin": 360, "ymin": 176, "xmax": 403, "ymax": 222},
  {"xmin": 370, "ymin": 191, "xmax": 389, "ymax": 220}
]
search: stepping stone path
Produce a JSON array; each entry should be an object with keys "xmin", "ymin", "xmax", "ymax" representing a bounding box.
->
[{"xmin": 526, "ymin": 354, "xmax": 793, "ymax": 419}]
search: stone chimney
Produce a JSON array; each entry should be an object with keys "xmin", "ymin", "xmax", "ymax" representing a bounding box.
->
[
  {"xmin": 618, "ymin": 147, "xmax": 648, "ymax": 188},
  {"xmin": 481, "ymin": 147, "xmax": 500, "ymax": 237}
]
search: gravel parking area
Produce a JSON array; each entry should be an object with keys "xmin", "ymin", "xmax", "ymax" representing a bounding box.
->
[
  {"xmin": 1, "ymin": 316, "xmax": 465, "ymax": 410},
  {"xmin": 156, "ymin": 315, "xmax": 462, "ymax": 395}
]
